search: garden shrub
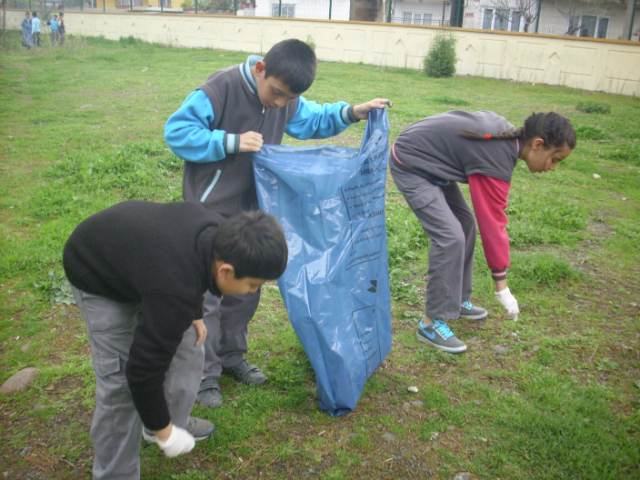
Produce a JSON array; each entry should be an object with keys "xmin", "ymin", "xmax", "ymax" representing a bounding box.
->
[{"xmin": 423, "ymin": 32, "xmax": 458, "ymax": 78}]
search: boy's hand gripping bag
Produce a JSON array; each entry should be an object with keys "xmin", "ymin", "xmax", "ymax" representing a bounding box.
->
[{"xmin": 253, "ymin": 109, "xmax": 391, "ymax": 417}]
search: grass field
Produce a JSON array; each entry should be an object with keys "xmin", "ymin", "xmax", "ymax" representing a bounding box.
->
[{"xmin": 0, "ymin": 31, "xmax": 639, "ymax": 479}]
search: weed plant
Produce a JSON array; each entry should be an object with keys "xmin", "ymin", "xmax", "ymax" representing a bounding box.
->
[
  {"xmin": 0, "ymin": 30, "xmax": 639, "ymax": 480},
  {"xmin": 577, "ymin": 101, "xmax": 612, "ymax": 114}
]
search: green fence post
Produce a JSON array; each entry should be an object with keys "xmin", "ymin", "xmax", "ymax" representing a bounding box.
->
[
  {"xmin": 195, "ymin": 0, "xmax": 197, "ymax": 14},
  {"xmin": 81, "ymin": 0, "xmax": 83, "ymax": 11},
  {"xmin": 535, "ymin": 0, "xmax": 542, "ymax": 33},
  {"xmin": 129, "ymin": 0, "xmax": 132, "ymax": 11},
  {"xmin": 233, "ymin": 0, "xmax": 237, "ymax": 14},
  {"xmin": 103, "ymin": 0, "xmax": 105, "ymax": 11},
  {"xmin": 328, "ymin": 0, "xmax": 332, "ymax": 19},
  {"xmin": 161, "ymin": 0, "xmax": 163, "ymax": 11},
  {"xmin": 278, "ymin": 0, "xmax": 281, "ymax": 16},
  {"xmin": 387, "ymin": 0, "xmax": 391, "ymax": 22},
  {"xmin": 629, "ymin": 0, "xmax": 637, "ymax": 40}
]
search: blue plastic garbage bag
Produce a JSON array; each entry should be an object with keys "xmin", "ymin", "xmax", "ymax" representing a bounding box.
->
[{"xmin": 253, "ymin": 108, "xmax": 391, "ymax": 417}]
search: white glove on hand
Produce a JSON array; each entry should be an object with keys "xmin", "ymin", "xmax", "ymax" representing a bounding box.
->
[
  {"xmin": 157, "ymin": 425, "xmax": 195, "ymax": 458},
  {"xmin": 495, "ymin": 287, "xmax": 519, "ymax": 321}
]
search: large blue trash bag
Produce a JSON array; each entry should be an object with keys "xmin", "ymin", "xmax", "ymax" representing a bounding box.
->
[{"xmin": 253, "ymin": 108, "xmax": 391, "ymax": 417}]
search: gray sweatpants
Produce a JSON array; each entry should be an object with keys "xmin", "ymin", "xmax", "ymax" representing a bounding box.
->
[
  {"xmin": 390, "ymin": 161, "xmax": 476, "ymax": 320},
  {"xmin": 72, "ymin": 286, "xmax": 204, "ymax": 480},
  {"xmin": 201, "ymin": 289, "xmax": 260, "ymax": 378}
]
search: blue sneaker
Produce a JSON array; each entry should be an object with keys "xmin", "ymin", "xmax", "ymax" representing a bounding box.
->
[
  {"xmin": 417, "ymin": 319, "xmax": 467, "ymax": 353},
  {"xmin": 460, "ymin": 301, "xmax": 488, "ymax": 321}
]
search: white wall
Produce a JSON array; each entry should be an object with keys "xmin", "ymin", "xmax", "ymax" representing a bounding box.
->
[{"xmin": 4, "ymin": 9, "xmax": 640, "ymax": 95}]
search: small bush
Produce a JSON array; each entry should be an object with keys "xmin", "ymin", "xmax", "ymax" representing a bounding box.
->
[
  {"xmin": 423, "ymin": 32, "xmax": 458, "ymax": 78},
  {"xmin": 576, "ymin": 102, "xmax": 611, "ymax": 114},
  {"xmin": 305, "ymin": 35, "xmax": 316, "ymax": 52},
  {"xmin": 574, "ymin": 126, "xmax": 611, "ymax": 141}
]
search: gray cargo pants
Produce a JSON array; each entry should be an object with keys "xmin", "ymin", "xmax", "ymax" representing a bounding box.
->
[
  {"xmin": 390, "ymin": 161, "xmax": 476, "ymax": 320},
  {"xmin": 72, "ymin": 286, "xmax": 204, "ymax": 480},
  {"xmin": 201, "ymin": 289, "xmax": 260, "ymax": 378}
]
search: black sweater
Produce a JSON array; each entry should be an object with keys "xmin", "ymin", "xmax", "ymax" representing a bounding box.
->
[{"xmin": 63, "ymin": 200, "xmax": 223, "ymax": 430}]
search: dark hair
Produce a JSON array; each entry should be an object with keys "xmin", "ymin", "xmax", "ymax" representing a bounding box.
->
[
  {"xmin": 263, "ymin": 39, "xmax": 317, "ymax": 94},
  {"xmin": 214, "ymin": 211, "xmax": 288, "ymax": 280},
  {"xmin": 33, "ymin": 11, "xmax": 37, "ymax": 16},
  {"xmin": 60, "ymin": 12, "xmax": 64, "ymax": 16},
  {"xmin": 460, "ymin": 112, "xmax": 577, "ymax": 150}
]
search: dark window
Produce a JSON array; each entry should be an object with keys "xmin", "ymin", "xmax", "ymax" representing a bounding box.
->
[
  {"xmin": 597, "ymin": 17, "xmax": 609, "ymax": 38},
  {"xmin": 580, "ymin": 15, "xmax": 597, "ymax": 37}
]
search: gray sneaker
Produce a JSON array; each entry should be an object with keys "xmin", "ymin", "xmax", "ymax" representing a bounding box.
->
[
  {"xmin": 459, "ymin": 301, "xmax": 488, "ymax": 321},
  {"xmin": 223, "ymin": 359, "xmax": 266, "ymax": 386},
  {"xmin": 417, "ymin": 319, "xmax": 467, "ymax": 354},
  {"xmin": 196, "ymin": 376, "xmax": 223, "ymax": 408},
  {"xmin": 142, "ymin": 417, "xmax": 216, "ymax": 443}
]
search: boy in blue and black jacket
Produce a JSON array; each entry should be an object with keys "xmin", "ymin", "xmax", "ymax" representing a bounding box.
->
[{"xmin": 165, "ymin": 38, "xmax": 389, "ymax": 409}]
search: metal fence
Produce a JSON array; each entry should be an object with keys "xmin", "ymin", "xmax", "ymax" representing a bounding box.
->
[{"xmin": 7, "ymin": 0, "xmax": 639, "ymax": 40}]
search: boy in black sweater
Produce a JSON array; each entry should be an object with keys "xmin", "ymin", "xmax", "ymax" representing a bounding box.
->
[{"xmin": 63, "ymin": 201, "xmax": 287, "ymax": 480}]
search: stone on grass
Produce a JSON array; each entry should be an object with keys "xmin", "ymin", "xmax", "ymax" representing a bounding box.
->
[
  {"xmin": 382, "ymin": 432, "xmax": 397, "ymax": 442},
  {"xmin": 408, "ymin": 386, "xmax": 419, "ymax": 393},
  {"xmin": 410, "ymin": 400, "xmax": 423, "ymax": 407},
  {"xmin": 452, "ymin": 473, "xmax": 471, "ymax": 480},
  {"xmin": 20, "ymin": 343, "xmax": 31, "ymax": 353},
  {"xmin": 492, "ymin": 345, "xmax": 508, "ymax": 354},
  {"xmin": 0, "ymin": 367, "xmax": 37, "ymax": 393},
  {"xmin": 402, "ymin": 402, "xmax": 412, "ymax": 409}
]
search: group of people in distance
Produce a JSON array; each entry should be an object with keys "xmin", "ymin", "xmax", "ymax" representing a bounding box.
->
[
  {"xmin": 61, "ymin": 39, "xmax": 577, "ymax": 479},
  {"xmin": 21, "ymin": 11, "xmax": 66, "ymax": 49}
]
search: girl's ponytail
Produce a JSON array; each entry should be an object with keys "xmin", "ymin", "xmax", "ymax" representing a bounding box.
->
[{"xmin": 460, "ymin": 112, "xmax": 576, "ymax": 149}]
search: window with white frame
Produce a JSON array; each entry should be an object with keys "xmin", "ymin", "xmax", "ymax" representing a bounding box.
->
[
  {"xmin": 272, "ymin": 3, "xmax": 294, "ymax": 17},
  {"xmin": 495, "ymin": 9, "xmax": 509, "ymax": 30},
  {"xmin": 116, "ymin": 0, "xmax": 142, "ymax": 5},
  {"xmin": 483, "ymin": 9, "xmax": 493, "ymax": 29},
  {"xmin": 484, "ymin": 8, "xmax": 522, "ymax": 31},
  {"xmin": 511, "ymin": 11, "xmax": 521, "ymax": 32},
  {"xmin": 403, "ymin": 12, "xmax": 412, "ymax": 23}
]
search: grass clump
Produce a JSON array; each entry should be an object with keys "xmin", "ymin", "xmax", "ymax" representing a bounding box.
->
[
  {"xmin": 575, "ymin": 125, "xmax": 611, "ymax": 140},
  {"xmin": 509, "ymin": 251, "xmax": 583, "ymax": 291},
  {"xmin": 427, "ymin": 95, "xmax": 471, "ymax": 106},
  {"xmin": 423, "ymin": 31, "xmax": 457, "ymax": 78},
  {"xmin": 577, "ymin": 101, "xmax": 611, "ymax": 114}
]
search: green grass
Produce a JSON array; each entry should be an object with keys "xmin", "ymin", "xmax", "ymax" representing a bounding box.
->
[{"xmin": 1, "ymin": 30, "xmax": 639, "ymax": 479}]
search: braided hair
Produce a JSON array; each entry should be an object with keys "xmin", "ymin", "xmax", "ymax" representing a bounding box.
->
[{"xmin": 459, "ymin": 112, "xmax": 577, "ymax": 149}]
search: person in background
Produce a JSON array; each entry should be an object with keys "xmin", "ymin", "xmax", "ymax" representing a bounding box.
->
[
  {"xmin": 48, "ymin": 14, "xmax": 60, "ymax": 46},
  {"xmin": 21, "ymin": 11, "xmax": 33, "ymax": 49},
  {"xmin": 31, "ymin": 12, "xmax": 41, "ymax": 47},
  {"xmin": 58, "ymin": 12, "xmax": 66, "ymax": 46}
]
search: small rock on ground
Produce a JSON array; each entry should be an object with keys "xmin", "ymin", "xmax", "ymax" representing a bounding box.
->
[
  {"xmin": 20, "ymin": 343, "xmax": 31, "ymax": 353},
  {"xmin": 492, "ymin": 345, "xmax": 508, "ymax": 354},
  {"xmin": 452, "ymin": 473, "xmax": 472, "ymax": 480},
  {"xmin": 382, "ymin": 432, "xmax": 397, "ymax": 442},
  {"xmin": 0, "ymin": 367, "xmax": 37, "ymax": 393}
]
